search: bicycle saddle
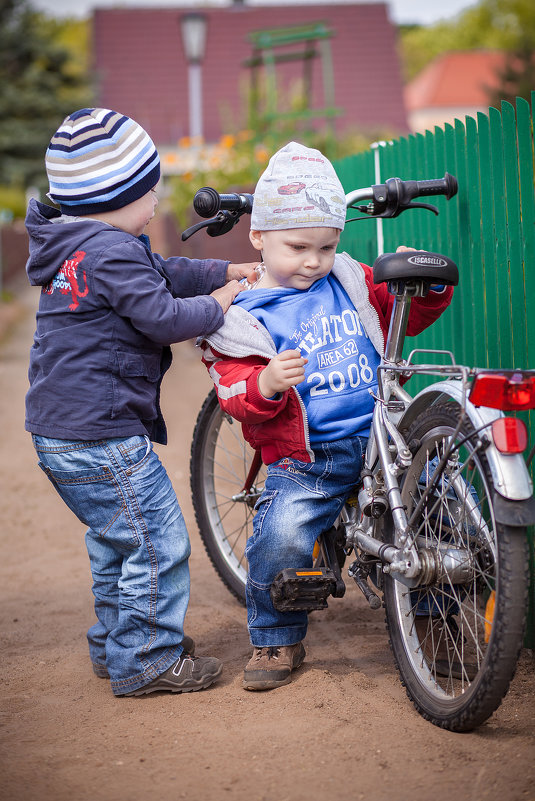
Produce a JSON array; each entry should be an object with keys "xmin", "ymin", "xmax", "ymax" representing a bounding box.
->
[{"xmin": 372, "ymin": 251, "xmax": 459, "ymax": 286}]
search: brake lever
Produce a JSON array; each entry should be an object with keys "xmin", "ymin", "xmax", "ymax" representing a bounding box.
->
[
  {"xmin": 181, "ymin": 209, "xmax": 246, "ymax": 240},
  {"xmin": 347, "ymin": 200, "xmax": 439, "ymax": 221},
  {"xmin": 181, "ymin": 218, "xmax": 215, "ymax": 241},
  {"xmin": 397, "ymin": 201, "xmax": 439, "ymax": 216}
]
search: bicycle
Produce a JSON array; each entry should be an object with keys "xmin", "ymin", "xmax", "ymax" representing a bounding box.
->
[{"xmin": 184, "ymin": 174, "xmax": 535, "ymax": 731}]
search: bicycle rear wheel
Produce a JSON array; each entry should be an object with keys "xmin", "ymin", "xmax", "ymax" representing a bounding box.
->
[
  {"xmin": 383, "ymin": 402, "xmax": 529, "ymax": 731},
  {"xmin": 190, "ymin": 389, "xmax": 265, "ymax": 604}
]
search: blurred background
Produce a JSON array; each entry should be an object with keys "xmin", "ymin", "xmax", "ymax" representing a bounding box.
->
[{"xmin": 0, "ymin": 0, "xmax": 534, "ymax": 281}]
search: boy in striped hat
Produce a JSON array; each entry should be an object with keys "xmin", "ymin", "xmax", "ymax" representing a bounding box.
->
[{"xmin": 25, "ymin": 108, "xmax": 257, "ymax": 697}]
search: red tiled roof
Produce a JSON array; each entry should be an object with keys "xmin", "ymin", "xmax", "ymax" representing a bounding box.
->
[
  {"xmin": 404, "ymin": 50, "xmax": 506, "ymax": 111},
  {"xmin": 92, "ymin": 4, "xmax": 408, "ymax": 144}
]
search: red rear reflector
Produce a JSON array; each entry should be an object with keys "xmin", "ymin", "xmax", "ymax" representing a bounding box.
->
[
  {"xmin": 491, "ymin": 417, "xmax": 528, "ymax": 453},
  {"xmin": 469, "ymin": 373, "xmax": 535, "ymax": 410}
]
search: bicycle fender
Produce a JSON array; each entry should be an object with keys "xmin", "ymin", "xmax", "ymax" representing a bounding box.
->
[
  {"xmin": 400, "ymin": 379, "xmax": 534, "ymax": 503},
  {"xmin": 493, "ymin": 493, "xmax": 535, "ymax": 526}
]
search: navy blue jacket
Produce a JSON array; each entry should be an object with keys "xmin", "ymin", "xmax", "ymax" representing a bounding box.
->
[{"xmin": 25, "ymin": 199, "xmax": 229, "ymax": 444}]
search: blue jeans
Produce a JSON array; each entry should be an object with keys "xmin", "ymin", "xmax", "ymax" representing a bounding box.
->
[
  {"xmin": 245, "ymin": 436, "xmax": 366, "ymax": 647},
  {"xmin": 32, "ymin": 434, "xmax": 190, "ymax": 695}
]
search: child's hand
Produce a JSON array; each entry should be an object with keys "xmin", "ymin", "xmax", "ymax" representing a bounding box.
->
[
  {"xmin": 226, "ymin": 262, "xmax": 261, "ymax": 284},
  {"xmin": 258, "ymin": 350, "xmax": 308, "ymax": 399},
  {"xmin": 211, "ymin": 280, "xmax": 245, "ymax": 313},
  {"xmin": 396, "ymin": 245, "xmax": 417, "ymax": 252}
]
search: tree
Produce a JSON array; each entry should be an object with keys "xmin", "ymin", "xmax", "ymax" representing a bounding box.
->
[
  {"xmin": 485, "ymin": 0, "xmax": 535, "ymax": 104},
  {"xmin": 488, "ymin": 37, "xmax": 535, "ymax": 106},
  {"xmin": 0, "ymin": 0, "xmax": 93, "ymax": 193},
  {"xmin": 400, "ymin": 0, "xmax": 535, "ymax": 104}
]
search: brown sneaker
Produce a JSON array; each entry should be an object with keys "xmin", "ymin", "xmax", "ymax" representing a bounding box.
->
[
  {"xmin": 415, "ymin": 617, "xmax": 478, "ymax": 681},
  {"xmin": 243, "ymin": 642, "xmax": 306, "ymax": 690}
]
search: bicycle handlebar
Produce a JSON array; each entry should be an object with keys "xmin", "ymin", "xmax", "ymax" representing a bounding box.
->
[
  {"xmin": 345, "ymin": 173, "xmax": 458, "ymax": 219},
  {"xmin": 181, "ymin": 173, "xmax": 458, "ymax": 240}
]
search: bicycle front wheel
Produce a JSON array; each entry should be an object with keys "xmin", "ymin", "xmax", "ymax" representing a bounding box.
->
[
  {"xmin": 383, "ymin": 402, "xmax": 529, "ymax": 731},
  {"xmin": 190, "ymin": 389, "xmax": 265, "ymax": 604}
]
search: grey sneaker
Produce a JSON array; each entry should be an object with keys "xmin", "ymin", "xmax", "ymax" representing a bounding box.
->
[
  {"xmin": 92, "ymin": 635, "xmax": 196, "ymax": 680},
  {"xmin": 243, "ymin": 642, "xmax": 306, "ymax": 691},
  {"xmin": 118, "ymin": 652, "xmax": 222, "ymax": 696}
]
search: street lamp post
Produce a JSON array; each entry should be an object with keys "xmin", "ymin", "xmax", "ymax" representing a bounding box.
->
[{"xmin": 180, "ymin": 12, "xmax": 207, "ymax": 141}]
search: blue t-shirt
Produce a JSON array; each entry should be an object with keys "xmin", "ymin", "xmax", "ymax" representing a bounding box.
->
[{"xmin": 233, "ymin": 274, "xmax": 380, "ymax": 443}]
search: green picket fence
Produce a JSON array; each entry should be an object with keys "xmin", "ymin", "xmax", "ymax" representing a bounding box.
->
[{"xmin": 334, "ymin": 93, "xmax": 535, "ymax": 646}]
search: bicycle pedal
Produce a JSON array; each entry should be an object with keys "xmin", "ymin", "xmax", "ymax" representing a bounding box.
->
[{"xmin": 270, "ymin": 567, "xmax": 341, "ymax": 612}]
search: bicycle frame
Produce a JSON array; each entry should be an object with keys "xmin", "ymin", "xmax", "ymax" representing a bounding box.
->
[{"xmin": 342, "ymin": 279, "xmax": 535, "ymax": 589}]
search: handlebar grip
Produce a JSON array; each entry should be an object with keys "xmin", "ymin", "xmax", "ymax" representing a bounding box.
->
[
  {"xmin": 193, "ymin": 187, "xmax": 221, "ymax": 218},
  {"xmin": 193, "ymin": 186, "xmax": 254, "ymax": 218},
  {"xmin": 405, "ymin": 173, "xmax": 458, "ymax": 200}
]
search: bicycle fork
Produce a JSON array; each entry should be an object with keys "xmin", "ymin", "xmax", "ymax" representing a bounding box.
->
[
  {"xmin": 345, "ymin": 403, "xmax": 422, "ymax": 587},
  {"xmin": 344, "ymin": 286, "xmax": 423, "ymax": 585}
]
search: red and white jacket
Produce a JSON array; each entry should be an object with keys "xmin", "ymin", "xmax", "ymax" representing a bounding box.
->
[{"xmin": 200, "ymin": 252, "xmax": 453, "ymax": 464}]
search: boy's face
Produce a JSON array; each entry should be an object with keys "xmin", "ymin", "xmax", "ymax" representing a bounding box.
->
[
  {"xmin": 108, "ymin": 188, "xmax": 159, "ymax": 236},
  {"xmin": 249, "ymin": 227, "xmax": 340, "ymax": 290}
]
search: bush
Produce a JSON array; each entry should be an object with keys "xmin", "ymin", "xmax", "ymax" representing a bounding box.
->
[{"xmin": 0, "ymin": 186, "xmax": 27, "ymax": 221}]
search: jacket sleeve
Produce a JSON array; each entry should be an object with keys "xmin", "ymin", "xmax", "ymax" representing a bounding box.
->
[
  {"xmin": 153, "ymin": 253, "xmax": 229, "ymax": 298},
  {"xmin": 92, "ymin": 241, "xmax": 225, "ymax": 345},
  {"xmin": 406, "ymin": 285, "xmax": 454, "ymax": 335},
  {"xmin": 201, "ymin": 346, "xmax": 288, "ymax": 424}
]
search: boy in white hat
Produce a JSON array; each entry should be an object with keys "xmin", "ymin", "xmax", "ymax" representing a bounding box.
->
[
  {"xmin": 200, "ymin": 141, "xmax": 453, "ymax": 690},
  {"xmin": 25, "ymin": 108, "xmax": 257, "ymax": 696}
]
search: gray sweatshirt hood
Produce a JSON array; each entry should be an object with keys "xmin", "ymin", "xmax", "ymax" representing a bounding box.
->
[{"xmin": 202, "ymin": 252, "xmax": 385, "ymax": 358}]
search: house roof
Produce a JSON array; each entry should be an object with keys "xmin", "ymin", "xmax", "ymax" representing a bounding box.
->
[
  {"xmin": 404, "ymin": 50, "xmax": 506, "ymax": 111},
  {"xmin": 92, "ymin": 4, "xmax": 408, "ymax": 145}
]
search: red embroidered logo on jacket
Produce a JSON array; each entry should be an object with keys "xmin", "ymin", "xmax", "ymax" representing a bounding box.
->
[{"xmin": 42, "ymin": 250, "xmax": 89, "ymax": 310}]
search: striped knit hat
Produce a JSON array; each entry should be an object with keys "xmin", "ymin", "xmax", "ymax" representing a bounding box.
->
[{"xmin": 45, "ymin": 108, "xmax": 160, "ymax": 215}]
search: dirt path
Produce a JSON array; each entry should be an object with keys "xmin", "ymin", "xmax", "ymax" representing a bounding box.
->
[{"xmin": 1, "ymin": 286, "xmax": 534, "ymax": 801}]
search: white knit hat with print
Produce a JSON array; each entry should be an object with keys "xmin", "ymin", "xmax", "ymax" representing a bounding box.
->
[{"xmin": 250, "ymin": 141, "xmax": 346, "ymax": 231}]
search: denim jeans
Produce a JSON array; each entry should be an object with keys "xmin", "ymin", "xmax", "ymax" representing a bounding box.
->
[
  {"xmin": 245, "ymin": 436, "xmax": 366, "ymax": 648},
  {"xmin": 32, "ymin": 434, "xmax": 190, "ymax": 695}
]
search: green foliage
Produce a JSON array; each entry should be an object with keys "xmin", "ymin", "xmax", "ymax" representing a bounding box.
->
[
  {"xmin": 0, "ymin": 185, "xmax": 26, "ymax": 219},
  {"xmin": 400, "ymin": 0, "xmax": 535, "ymax": 92},
  {"xmin": 0, "ymin": 0, "xmax": 93, "ymax": 201}
]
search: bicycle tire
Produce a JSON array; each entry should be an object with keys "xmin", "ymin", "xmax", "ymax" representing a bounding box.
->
[
  {"xmin": 383, "ymin": 402, "xmax": 529, "ymax": 731},
  {"xmin": 190, "ymin": 389, "xmax": 265, "ymax": 604}
]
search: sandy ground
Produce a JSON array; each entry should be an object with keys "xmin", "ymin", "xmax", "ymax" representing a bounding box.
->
[{"xmin": 1, "ymin": 284, "xmax": 534, "ymax": 801}]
